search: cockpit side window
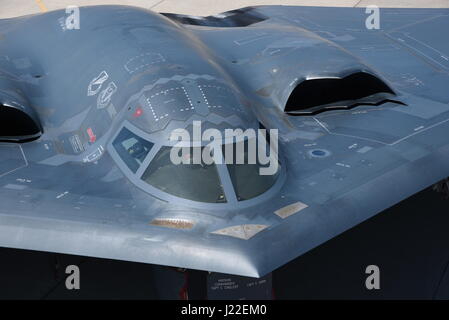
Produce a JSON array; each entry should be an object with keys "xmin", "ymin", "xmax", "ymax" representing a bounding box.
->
[
  {"xmin": 223, "ymin": 141, "xmax": 280, "ymax": 201},
  {"xmin": 141, "ymin": 146, "xmax": 226, "ymax": 203},
  {"xmin": 112, "ymin": 127, "xmax": 154, "ymax": 173}
]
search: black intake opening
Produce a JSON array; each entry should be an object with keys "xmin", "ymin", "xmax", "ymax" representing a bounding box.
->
[
  {"xmin": 0, "ymin": 105, "xmax": 41, "ymax": 142},
  {"xmin": 162, "ymin": 8, "xmax": 267, "ymax": 27},
  {"xmin": 285, "ymin": 72, "xmax": 397, "ymax": 114}
]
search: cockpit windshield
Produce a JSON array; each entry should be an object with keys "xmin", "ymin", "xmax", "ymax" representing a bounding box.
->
[
  {"xmin": 141, "ymin": 146, "xmax": 227, "ymax": 203},
  {"xmin": 223, "ymin": 141, "xmax": 280, "ymax": 201},
  {"xmin": 111, "ymin": 125, "xmax": 281, "ymax": 205}
]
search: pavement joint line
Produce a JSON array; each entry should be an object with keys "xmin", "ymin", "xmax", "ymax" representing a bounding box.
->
[{"xmin": 150, "ymin": 0, "xmax": 165, "ymax": 10}]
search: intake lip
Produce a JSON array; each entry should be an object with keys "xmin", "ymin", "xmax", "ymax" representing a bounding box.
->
[{"xmin": 284, "ymin": 71, "xmax": 404, "ymax": 115}]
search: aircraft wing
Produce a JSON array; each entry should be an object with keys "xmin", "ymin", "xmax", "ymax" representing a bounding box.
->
[{"xmin": 0, "ymin": 6, "xmax": 448, "ymax": 277}]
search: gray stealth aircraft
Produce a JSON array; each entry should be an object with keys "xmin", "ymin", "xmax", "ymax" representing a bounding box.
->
[{"xmin": 0, "ymin": 5, "xmax": 448, "ymax": 277}]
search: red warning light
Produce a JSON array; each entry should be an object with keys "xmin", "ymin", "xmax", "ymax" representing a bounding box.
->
[
  {"xmin": 87, "ymin": 128, "xmax": 96, "ymax": 143},
  {"xmin": 133, "ymin": 107, "xmax": 143, "ymax": 118}
]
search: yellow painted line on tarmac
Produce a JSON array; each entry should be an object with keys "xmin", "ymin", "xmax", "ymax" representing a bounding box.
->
[{"xmin": 34, "ymin": 0, "xmax": 48, "ymax": 12}]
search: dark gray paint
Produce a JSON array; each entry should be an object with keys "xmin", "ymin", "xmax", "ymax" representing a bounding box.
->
[{"xmin": 0, "ymin": 5, "xmax": 448, "ymax": 277}]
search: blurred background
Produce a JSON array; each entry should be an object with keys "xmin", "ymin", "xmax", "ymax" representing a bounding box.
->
[{"xmin": 1, "ymin": 0, "xmax": 449, "ymax": 18}]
